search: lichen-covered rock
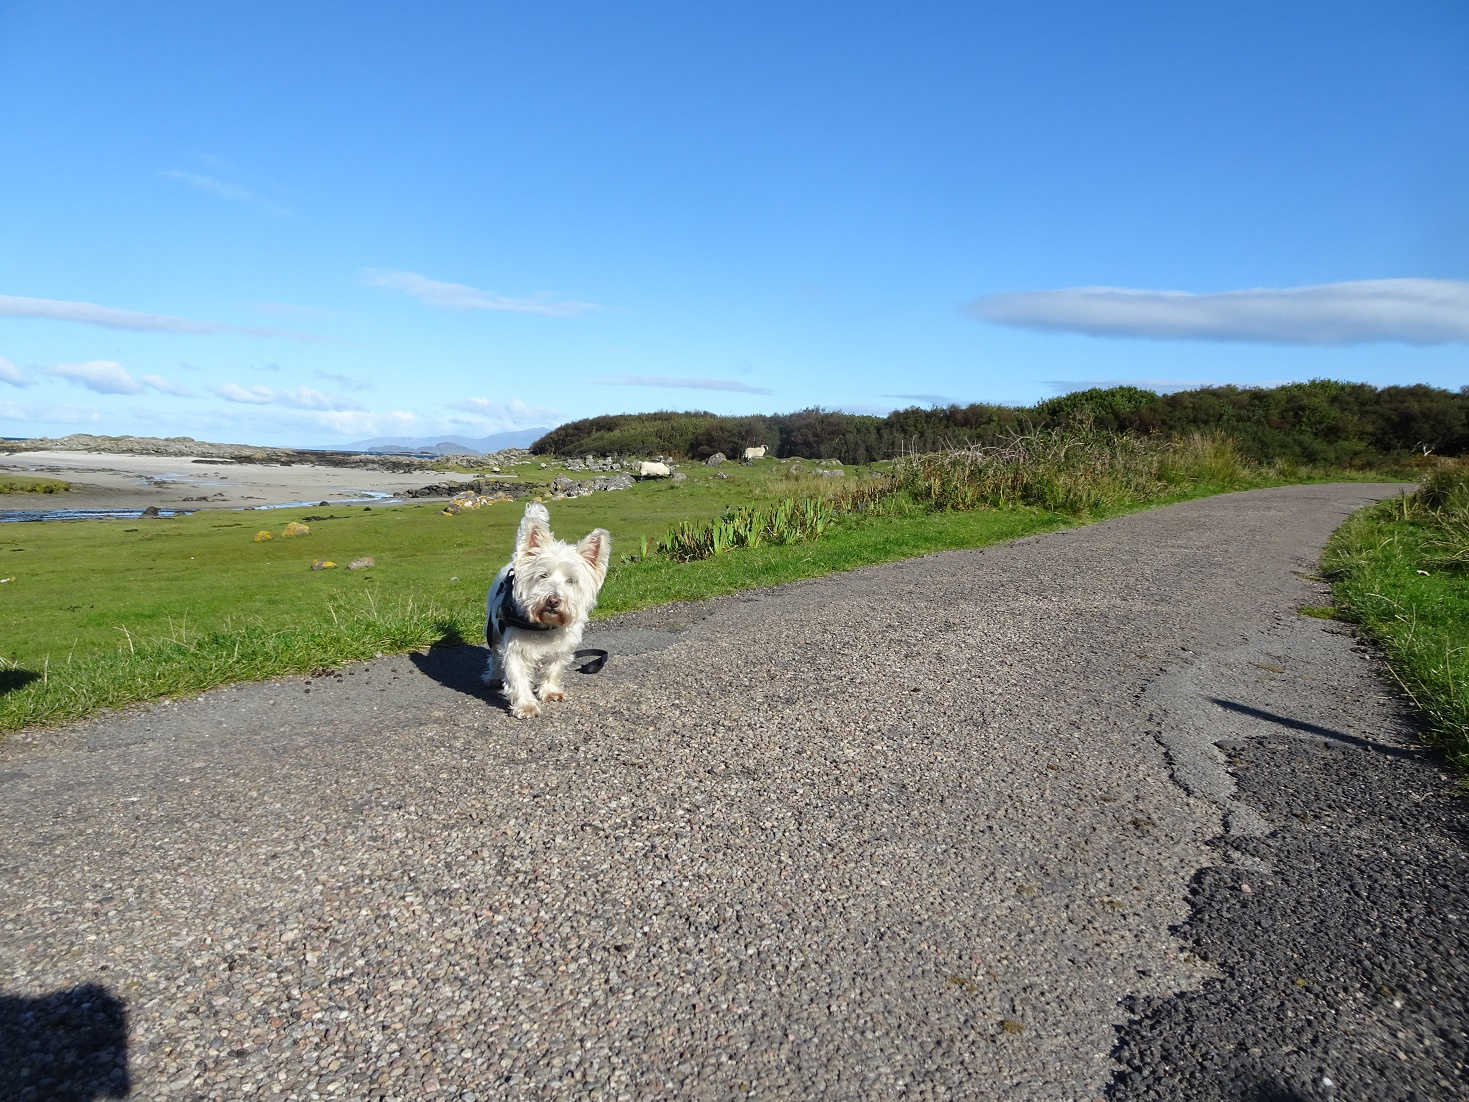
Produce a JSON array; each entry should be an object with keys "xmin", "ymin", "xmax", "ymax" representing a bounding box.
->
[
  {"xmin": 310, "ymin": 559, "xmax": 337, "ymax": 570},
  {"xmin": 347, "ymin": 556, "xmax": 375, "ymax": 570},
  {"xmin": 281, "ymin": 521, "xmax": 310, "ymax": 537},
  {"xmin": 253, "ymin": 530, "xmax": 273, "ymax": 541}
]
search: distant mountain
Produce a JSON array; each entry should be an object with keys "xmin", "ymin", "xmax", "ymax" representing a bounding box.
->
[{"xmin": 322, "ymin": 427, "xmax": 553, "ymax": 455}]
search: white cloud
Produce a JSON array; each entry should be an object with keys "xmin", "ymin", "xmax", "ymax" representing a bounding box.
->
[
  {"xmin": 967, "ymin": 279, "xmax": 1469, "ymax": 345},
  {"xmin": 214, "ymin": 383, "xmax": 360, "ymax": 411},
  {"xmin": 362, "ymin": 269, "xmax": 602, "ymax": 317},
  {"xmin": 215, "ymin": 383, "xmax": 275, "ymax": 404},
  {"xmin": 0, "ymin": 294, "xmax": 320, "ymax": 340},
  {"xmin": 0, "ymin": 356, "xmax": 33, "ymax": 388},
  {"xmin": 591, "ymin": 374, "xmax": 774, "ymax": 395},
  {"xmin": 48, "ymin": 360, "xmax": 143, "ymax": 395}
]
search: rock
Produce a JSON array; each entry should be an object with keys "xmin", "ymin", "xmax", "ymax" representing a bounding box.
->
[
  {"xmin": 310, "ymin": 560, "xmax": 337, "ymax": 570},
  {"xmin": 814, "ymin": 468, "xmax": 845, "ymax": 477},
  {"xmin": 715, "ymin": 472, "xmax": 729, "ymax": 479},
  {"xmin": 253, "ymin": 530, "xmax": 274, "ymax": 542},
  {"xmin": 347, "ymin": 556, "xmax": 375, "ymax": 571},
  {"xmin": 671, "ymin": 472, "xmax": 688, "ymax": 483},
  {"xmin": 552, "ymin": 476, "xmax": 578, "ymax": 494},
  {"xmin": 140, "ymin": 505, "xmax": 160, "ymax": 517},
  {"xmin": 281, "ymin": 521, "xmax": 310, "ymax": 537},
  {"xmin": 441, "ymin": 502, "xmax": 462, "ymax": 515},
  {"xmin": 706, "ymin": 452, "xmax": 726, "ymax": 465}
]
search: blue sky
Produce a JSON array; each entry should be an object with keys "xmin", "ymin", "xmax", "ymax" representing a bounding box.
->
[{"xmin": 2, "ymin": 1, "xmax": 1466, "ymax": 447}]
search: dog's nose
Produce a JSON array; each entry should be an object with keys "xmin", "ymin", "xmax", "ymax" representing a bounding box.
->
[{"xmin": 545, "ymin": 594, "xmax": 561, "ymax": 610}]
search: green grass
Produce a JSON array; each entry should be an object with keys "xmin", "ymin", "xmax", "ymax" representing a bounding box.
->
[
  {"xmin": 0, "ymin": 474, "xmax": 70, "ymax": 493},
  {"xmin": 0, "ymin": 440, "xmax": 1416, "ymax": 735},
  {"xmin": 1322, "ymin": 462, "xmax": 1469, "ymax": 774}
]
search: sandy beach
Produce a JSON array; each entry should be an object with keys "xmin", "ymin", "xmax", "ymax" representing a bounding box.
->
[{"xmin": 0, "ymin": 451, "xmax": 481, "ymax": 517}]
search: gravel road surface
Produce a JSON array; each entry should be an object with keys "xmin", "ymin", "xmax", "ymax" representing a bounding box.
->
[{"xmin": 2, "ymin": 483, "xmax": 1464, "ymax": 1100}]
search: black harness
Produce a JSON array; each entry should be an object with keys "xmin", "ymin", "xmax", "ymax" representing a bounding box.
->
[
  {"xmin": 494, "ymin": 570, "xmax": 557, "ymax": 634},
  {"xmin": 487, "ymin": 569, "xmax": 609, "ymax": 674}
]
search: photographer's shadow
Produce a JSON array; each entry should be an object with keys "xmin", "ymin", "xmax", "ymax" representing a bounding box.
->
[{"xmin": 0, "ymin": 983, "xmax": 129, "ymax": 1101}]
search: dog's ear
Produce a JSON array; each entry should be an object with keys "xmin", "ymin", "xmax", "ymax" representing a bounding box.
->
[
  {"xmin": 515, "ymin": 502, "xmax": 553, "ymax": 556},
  {"xmin": 577, "ymin": 528, "xmax": 611, "ymax": 584}
]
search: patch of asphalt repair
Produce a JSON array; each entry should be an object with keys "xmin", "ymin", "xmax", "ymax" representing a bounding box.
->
[{"xmin": 1, "ymin": 482, "xmax": 1464, "ymax": 1099}]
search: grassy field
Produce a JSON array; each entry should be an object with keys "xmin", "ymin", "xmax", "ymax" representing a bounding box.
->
[
  {"xmin": 0, "ymin": 438, "xmax": 1415, "ymax": 734},
  {"xmin": 1322, "ymin": 461, "xmax": 1469, "ymax": 773}
]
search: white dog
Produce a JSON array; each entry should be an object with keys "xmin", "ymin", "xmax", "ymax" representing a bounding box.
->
[{"xmin": 484, "ymin": 502, "xmax": 610, "ymax": 718}]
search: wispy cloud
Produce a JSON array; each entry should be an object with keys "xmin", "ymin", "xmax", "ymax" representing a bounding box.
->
[
  {"xmin": 46, "ymin": 361, "xmax": 192, "ymax": 397},
  {"xmin": 309, "ymin": 409, "xmax": 418, "ymax": 436},
  {"xmin": 882, "ymin": 392, "xmax": 954, "ymax": 406},
  {"xmin": 315, "ymin": 369, "xmax": 372, "ymax": 392},
  {"xmin": 592, "ymin": 374, "xmax": 774, "ymax": 395},
  {"xmin": 214, "ymin": 383, "xmax": 360, "ymax": 411},
  {"xmin": 462, "ymin": 396, "xmax": 561, "ymax": 430},
  {"xmin": 160, "ymin": 168, "xmax": 289, "ymax": 215},
  {"xmin": 1, "ymin": 399, "xmax": 102, "ymax": 425},
  {"xmin": 362, "ymin": 269, "xmax": 602, "ymax": 317},
  {"xmin": 0, "ymin": 294, "xmax": 321, "ymax": 341},
  {"xmin": 139, "ymin": 373, "xmax": 193, "ymax": 397},
  {"xmin": 968, "ymin": 279, "xmax": 1469, "ymax": 345},
  {"xmin": 0, "ymin": 356, "xmax": 33, "ymax": 388},
  {"xmin": 160, "ymin": 170, "xmax": 255, "ymax": 202}
]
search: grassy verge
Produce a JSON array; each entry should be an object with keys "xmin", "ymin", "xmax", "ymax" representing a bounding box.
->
[
  {"xmin": 0, "ymin": 475, "xmax": 70, "ymax": 493},
  {"xmin": 0, "ymin": 437, "xmax": 1414, "ymax": 734},
  {"xmin": 1322, "ymin": 461, "xmax": 1469, "ymax": 773}
]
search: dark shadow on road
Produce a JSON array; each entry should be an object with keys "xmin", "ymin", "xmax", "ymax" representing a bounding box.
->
[
  {"xmin": 0, "ymin": 983, "xmax": 130, "ymax": 1101},
  {"xmin": 1208, "ymin": 697, "xmax": 1422, "ymax": 760},
  {"xmin": 408, "ymin": 645, "xmax": 499, "ymax": 704}
]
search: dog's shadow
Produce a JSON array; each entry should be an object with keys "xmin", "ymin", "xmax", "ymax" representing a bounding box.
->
[{"xmin": 408, "ymin": 645, "xmax": 505, "ymax": 706}]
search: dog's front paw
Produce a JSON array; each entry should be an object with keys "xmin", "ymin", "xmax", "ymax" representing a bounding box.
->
[
  {"xmin": 510, "ymin": 700, "xmax": 542, "ymax": 719},
  {"xmin": 538, "ymin": 687, "xmax": 565, "ymax": 703}
]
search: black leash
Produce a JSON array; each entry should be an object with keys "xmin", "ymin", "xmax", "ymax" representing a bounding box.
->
[{"xmin": 574, "ymin": 648, "xmax": 609, "ymax": 674}]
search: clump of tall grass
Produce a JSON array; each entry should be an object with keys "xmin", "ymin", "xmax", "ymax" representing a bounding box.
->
[
  {"xmin": 892, "ymin": 428, "xmax": 1252, "ymax": 517},
  {"xmin": 656, "ymin": 497, "xmax": 839, "ymax": 561},
  {"xmin": 654, "ymin": 472, "xmax": 898, "ymax": 562}
]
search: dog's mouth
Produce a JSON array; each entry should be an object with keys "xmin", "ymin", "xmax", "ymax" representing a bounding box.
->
[{"xmin": 532, "ymin": 601, "xmax": 570, "ymax": 627}]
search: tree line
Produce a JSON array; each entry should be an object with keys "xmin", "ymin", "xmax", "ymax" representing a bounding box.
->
[{"xmin": 530, "ymin": 380, "xmax": 1469, "ymax": 465}]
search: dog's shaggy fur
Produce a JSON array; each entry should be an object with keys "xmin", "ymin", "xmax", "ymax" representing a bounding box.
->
[{"xmin": 484, "ymin": 502, "xmax": 610, "ymax": 719}]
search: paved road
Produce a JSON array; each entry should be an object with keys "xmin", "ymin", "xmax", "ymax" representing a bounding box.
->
[{"xmin": 2, "ymin": 483, "xmax": 1464, "ymax": 1100}]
